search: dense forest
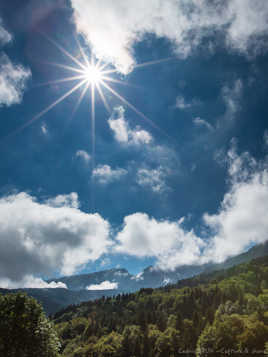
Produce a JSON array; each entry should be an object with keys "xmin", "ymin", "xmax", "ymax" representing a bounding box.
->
[{"xmin": 51, "ymin": 256, "xmax": 268, "ymax": 356}]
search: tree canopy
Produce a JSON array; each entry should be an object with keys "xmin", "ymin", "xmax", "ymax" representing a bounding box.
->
[{"xmin": 0, "ymin": 292, "xmax": 61, "ymax": 357}]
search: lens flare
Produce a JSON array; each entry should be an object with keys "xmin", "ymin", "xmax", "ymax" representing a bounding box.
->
[
  {"xmin": 83, "ymin": 64, "xmax": 103, "ymax": 84},
  {"xmin": 4, "ymin": 34, "xmax": 174, "ymax": 211}
]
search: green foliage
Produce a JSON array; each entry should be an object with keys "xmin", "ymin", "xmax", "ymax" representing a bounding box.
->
[
  {"xmin": 54, "ymin": 256, "xmax": 268, "ymax": 356},
  {"xmin": 0, "ymin": 292, "xmax": 60, "ymax": 357}
]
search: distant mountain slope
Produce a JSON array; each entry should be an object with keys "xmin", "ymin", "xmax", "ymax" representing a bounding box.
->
[
  {"xmin": 49, "ymin": 241, "xmax": 268, "ymax": 291},
  {"xmin": 47, "ymin": 268, "xmax": 134, "ymax": 291},
  {"xmin": 0, "ymin": 288, "xmax": 118, "ymax": 315},
  {"xmin": 53, "ymin": 255, "xmax": 268, "ymax": 356},
  {"xmin": 1, "ymin": 241, "xmax": 268, "ymax": 315}
]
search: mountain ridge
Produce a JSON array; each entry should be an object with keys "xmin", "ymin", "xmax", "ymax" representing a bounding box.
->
[{"xmin": 1, "ymin": 241, "xmax": 268, "ymax": 314}]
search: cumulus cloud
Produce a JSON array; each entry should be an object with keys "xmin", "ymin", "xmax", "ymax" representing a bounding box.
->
[
  {"xmin": 86, "ymin": 280, "xmax": 118, "ymax": 290},
  {"xmin": 108, "ymin": 106, "xmax": 152, "ymax": 146},
  {"xmin": 0, "ymin": 192, "xmax": 111, "ymax": 286},
  {"xmin": 93, "ymin": 164, "xmax": 127, "ymax": 184},
  {"xmin": 115, "ymin": 143, "xmax": 268, "ymax": 270},
  {"xmin": 0, "ymin": 276, "xmax": 67, "ymax": 289},
  {"xmin": 193, "ymin": 117, "xmax": 214, "ymax": 131},
  {"xmin": 202, "ymin": 145, "xmax": 268, "ymax": 262},
  {"xmin": 136, "ymin": 167, "xmax": 168, "ymax": 193},
  {"xmin": 76, "ymin": 150, "xmax": 91, "ymax": 164},
  {"xmin": 225, "ymin": 0, "xmax": 268, "ymax": 55},
  {"xmin": 115, "ymin": 213, "xmax": 205, "ymax": 269},
  {"xmin": 0, "ymin": 53, "xmax": 31, "ymax": 106},
  {"xmin": 71, "ymin": 0, "xmax": 268, "ymax": 73},
  {"xmin": 45, "ymin": 192, "xmax": 80, "ymax": 209}
]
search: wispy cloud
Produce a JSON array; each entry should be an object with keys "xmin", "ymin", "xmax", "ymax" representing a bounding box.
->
[
  {"xmin": 264, "ymin": 130, "xmax": 268, "ymax": 147},
  {"xmin": 0, "ymin": 19, "xmax": 12, "ymax": 45},
  {"xmin": 193, "ymin": 117, "xmax": 214, "ymax": 131},
  {"xmin": 0, "ymin": 53, "xmax": 31, "ymax": 107},
  {"xmin": 136, "ymin": 166, "xmax": 168, "ymax": 193},
  {"xmin": 41, "ymin": 123, "xmax": 48, "ymax": 136},
  {"xmin": 93, "ymin": 164, "xmax": 127, "ymax": 184},
  {"xmin": 222, "ymin": 79, "xmax": 243, "ymax": 120},
  {"xmin": 76, "ymin": 150, "xmax": 91, "ymax": 164},
  {"xmin": 175, "ymin": 96, "xmax": 200, "ymax": 110}
]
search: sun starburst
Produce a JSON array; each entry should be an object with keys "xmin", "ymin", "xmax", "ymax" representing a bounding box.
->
[{"xmin": 6, "ymin": 34, "xmax": 173, "ymax": 211}]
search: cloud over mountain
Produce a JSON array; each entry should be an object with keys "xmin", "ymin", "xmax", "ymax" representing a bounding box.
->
[
  {"xmin": 0, "ymin": 193, "xmax": 111, "ymax": 286},
  {"xmin": 114, "ymin": 145, "xmax": 268, "ymax": 270}
]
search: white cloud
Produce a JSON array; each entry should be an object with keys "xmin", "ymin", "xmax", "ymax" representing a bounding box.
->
[
  {"xmin": 71, "ymin": 0, "xmax": 268, "ymax": 74},
  {"xmin": 0, "ymin": 53, "xmax": 31, "ymax": 107},
  {"xmin": 115, "ymin": 213, "xmax": 205, "ymax": 269},
  {"xmin": 136, "ymin": 167, "xmax": 168, "ymax": 193},
  {"xmin": 115, "ymin": 143, "xmax": 268, "ymax": 270},
  {"xmin": 41, "ymin": 123, "xmax": 48, "ymax": 136},
  {"xmin": 202, "ymin": 145, "xmax": 268, "ymax": 263},
  {"xmin": 193, "ymin": 117, "xmax": 214, "ymax": 131},
  {"xmin": 86, "ymin": 280, "xmax": 118, "ymax": 290},
  {"xmin": 0, "ymin": 192, "xmax": 111, "ymax": 285},
  {"xmin": 176, "ymin": 96, "xmax": 191, "ymax": 110},
  {"xmin": 0, "ymin": 21, "xmax": 30, "ymax": 106},
  {"xmin": 45, "ymin": 192, "xmax": 80, "ymax": 209},
  {"xmin": 76, "ymin": 150, "xmax": 91, "ymax": 164},
  {"xmin": 0, "ymin": 276, "xmax": 67, "ymax": 289},
  {"xmin": 225, "ymin": 0, "xmax": 268, "ymax": 55},
  {"xmin": 93, "ymin": 164, "xmax": 127, "ymax": 184},
  {"xmin": 0, "ymin": 19, "xmax": 12, "ymax": 45},
  {"xmin": 131, "ymin": 127, "xmax": 152, "ymax": 146},
  {"xmin": 176, "ymin": 96, "xmax": 200, "ymax": 110},
  {"xmin": 108, "ymin": 106, "xmax": 152, "ymax": 146}
]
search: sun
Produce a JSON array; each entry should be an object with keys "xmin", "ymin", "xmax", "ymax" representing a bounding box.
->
[
  {"xmin": 7, "ymin": 35, "xmax": 172, "ymax": 211},
  {"xmin": 83, "ymin": 64, "xmax": 103, "ymax": 84}
]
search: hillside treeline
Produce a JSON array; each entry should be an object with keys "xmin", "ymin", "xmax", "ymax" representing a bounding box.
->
[{"xmin": 53, "ymin": 256, "xmax": 268, "ymax": 356}]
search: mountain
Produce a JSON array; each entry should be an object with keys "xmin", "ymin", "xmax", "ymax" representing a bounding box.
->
[
  {"xmin": 49, "ymin": 241, "xmax": 268, "ymax": 291},
  {"xmin": 53, "ymin": 255, "xmax": 268, "ymax": 356},
  {"xmin": 47, "ymin": 268, "xmax": 134, "ymax": 291},
  {"xmin": 2, "ymin": 241, "xmax": 268, "ymax": 315},
  {"xmin": 0, "ymin": 287, "xmax": 118, "ymax": 315}
]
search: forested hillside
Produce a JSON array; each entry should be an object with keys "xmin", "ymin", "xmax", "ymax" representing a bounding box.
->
[{"xmin": 53, "ymin": 256, "xmax": 268, "ymax": 356}]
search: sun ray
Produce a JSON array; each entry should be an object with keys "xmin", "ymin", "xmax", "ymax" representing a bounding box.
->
[
  {"xmin": 41, "ymin": 33, "xmax": 87, "ymax": 71},
  {"xmin": 70, "ymin": 81, "xmax": 90, "ymax": 119},
  {"xmin": 90, "ymin": 82, "xmax": 96, "ymax": 212},
  {"xmin": 6, "ymin": 79, "xmax": 87, "ymax": 140},
  {"xmin": 98, "ymin": 61, "xmax": 110, "ymax": 72},
  {"xmin": 101, "ymin": 80, "xmax": 170, "ymax": 138},
  {"xmin": 101, "ymin": 76, "xmax": 141, "ymax": 89},
  {"xmin": 34, "ymin": 74, "xmax": 86, "ymax": 88},
  {"xmin": 95, "ymin": 82, "xmax": 111, "ymax": 113},
  {"xmin": 101, "ymin": 68, "xmax": 119, "ymax": 75},
  {"xmin": 75, "ymin": 36, "xmax": 91, "ymax": 68},
  {"xmin": 43, "ymin": 61, "xmax": 86, "ymax": 74},
  {"xmin": 133, "ymin": 57, "xmax": 174, "ymax": 69}
]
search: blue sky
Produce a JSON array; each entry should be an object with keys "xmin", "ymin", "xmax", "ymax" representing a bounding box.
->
[{"xmin": 1, "ymin": 0, "xmax": 268, "ymax": 288}]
